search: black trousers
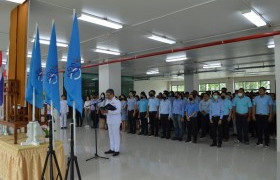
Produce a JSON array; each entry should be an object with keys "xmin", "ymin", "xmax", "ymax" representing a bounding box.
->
[
  {"xmin": 186, "ymin": 117, "xmax": 198, "ymax": 142},
  {"xmin": 221, "ymin": 115, "xmax": 230, "ymax": 140},
  {"xmin": 160, "ymin": 114, "xmax": 170, "ymax": 138},
  {"xmin": 201, "ymin": 113, "xmax": 209, "ymax": 136},
  {"xmin": 76, "ymin": 111, "xmax": 83, "ymax": 126},
  {"xmin": 149, "ymin": 111, "xmax": 158, "ymax": 135},
  {"xmin": 256, "ymin": 114, "xmax": 270, "ymax": 144},
  {"xmin": 210, "ymin": 116, "xmax": 223, "ymax": 145},
  {"xmin": 128, "ymin": 110, "xmax": 136, "ymax": 133},
  {"xmin": 236, "ymin": 114, "xmax": 249, "ymax": 142},
  {"xmin": 140, "ymin": 112, "xmax": 148, "ymax": 135},
  {"xmin": 91, "ymin": 110, "xmax": 98, "ymax": 128}
]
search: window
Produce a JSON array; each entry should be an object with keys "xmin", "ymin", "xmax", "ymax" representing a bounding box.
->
[
  {"xmin": 199, "ymin": 83, "xmax": 226, "ymax": 94},
  {"xmin": 171, "ymin": 85, "xmax": 184, "ymax": 92},
  {"xmin": 234, "ymin": 80, "xmax": 271, "ymax": 92}
]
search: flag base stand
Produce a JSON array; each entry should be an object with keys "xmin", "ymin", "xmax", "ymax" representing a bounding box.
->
[{"xmin": 21, "ymin": 121, "xmax": 42, "ymax": 146}]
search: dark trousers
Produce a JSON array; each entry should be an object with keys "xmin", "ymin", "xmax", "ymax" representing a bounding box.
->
[
  {"xmin": 160, "ymin": 114, "xmax": 170, "ymax": 138},
  {"xmin": 128, "ymin": 110, "xmax": 136, "ymax": 133},
  {"xmin": 210, "ymin": 116, "xmax": 223, "ymax": 145},
  {"xmin": 236, "ymin": 114, "xmax": 249, "ymax": 142},
  {"xmin": 256, "ymin": 114, "xmax": 270, "ymax": 144},
  {"xmin": 222, "ymin": 115, "xmax": 230, "ymax": 140},
  {"xmin": 91, "ymin": 110, "xmax": 98, "ymax": 128},
  {"xmin": 140, "ymin": 112, "xmax": 148, "ymax": 135},
  {"xmin": 201, "ymin": 113, "xmax": 209, "ymax": 136},
  {"xmin": 186, "ymin": 117, "xmax": 198, "ymax": 142},
  {"xmin": 76, "ymin": 111, "xmax": 83, "ymax": 126},
  {"xmin": 149, "ymin": 111, "xmax": 158, "ymax": 135}
]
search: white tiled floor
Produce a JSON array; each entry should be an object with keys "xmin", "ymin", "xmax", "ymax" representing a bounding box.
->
[{"xmin": 56, "ymin": 127, "xmax": 278, "ymax": 180}]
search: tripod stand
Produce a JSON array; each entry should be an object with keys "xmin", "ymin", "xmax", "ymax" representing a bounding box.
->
[
  {"xmin": 86, "ymin": 115, "xmax": 109, "ymax": 161},
  {"xmin": 65, "ymin": 123, "xmax": 82, "ymax": 180},
  {"xmin": 41, "ymin": 120, "xmax": 63, "ymax": 180}
]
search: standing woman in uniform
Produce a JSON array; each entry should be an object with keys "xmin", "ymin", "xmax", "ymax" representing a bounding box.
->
[
  {"xmin": 84, "ymin": 96, "xmax": 91, "ymax": 127},
  {"xmin": 120, "ymin": 94, "xmax": 128, "ymax": 132},
  {"xmin": 134, "ymin": 95, "xmax": 141, "ymax": 132},
  {"xmin": 138, "ymin": 92, "xmax": 149, "ymax": 135},
  {"xmin": 159, "ymin": 92, "xmax": 172, "ymax": 139}
]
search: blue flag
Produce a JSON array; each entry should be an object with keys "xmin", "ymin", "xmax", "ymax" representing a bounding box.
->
[
  {"xmin": 43, "ymin": 23, "xmax": 60, "ymax": 112},
  {"xmin": 25, "ymin": 27, "xmax": 43, "ymax": 109},
  {"xmin": 64, "ymin": 15, "xmax": 83, "ymax": 114}
]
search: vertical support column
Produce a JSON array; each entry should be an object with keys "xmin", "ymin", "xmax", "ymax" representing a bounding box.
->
[
  {"xmin": 184, "ymin": 74, "xmax": 198, "ymax": 92},
  {"xmin": 274, "ymin": 35, "xmax": 280, "ymax": 152},
  {"xmin": 99, "ymin": 63, "xmax": 121, "ymax": 96}
]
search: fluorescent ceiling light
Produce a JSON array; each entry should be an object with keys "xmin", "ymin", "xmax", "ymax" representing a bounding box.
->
[
  {"xmin": 242, "ymin": 10, "xmax": 267, "ymax": 27},
  {"xmin": 94, "ymin": 48, "xmax": 121, "ymax": 56},
  {"xmin": 148, "ymin": 35, "xmax": 176, "ymax": 44},
  {"xmin": 31, "ymin": 39, "xmax": 68, "ymax": 47},
  {"xmin": 267, "ymin": 44, "xmax": 275, "ymax": 49},
  {"xmin": 5, "ymin": 0, "xmax": 25, "ymax": 4},
  {"xmin": 166, "ymin": 56, "xmax": 187, "ymax": 62},
  {"xmin": 203, "ymin": 63, "xmax": 222, "ymax": 69},
  {"xmin": 78, "ymin": 14, "xmax": 123, "ymax": 29},
  {"xmin": 146, "ymin": 68, "xmax": 159, "ymax": 75},
  {"xmin": 61, "ymin": 56, "xmax": 84, "ymax": 63}
]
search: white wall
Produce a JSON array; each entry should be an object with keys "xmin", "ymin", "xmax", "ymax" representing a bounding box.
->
[{"xmin": 134, "ymin": 80, "xmax": 169, "ymax": 94}]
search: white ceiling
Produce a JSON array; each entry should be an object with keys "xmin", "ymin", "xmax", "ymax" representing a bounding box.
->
[{"xmin": 1, "ymin": 0, "xmax": 280, "ymax": 79}]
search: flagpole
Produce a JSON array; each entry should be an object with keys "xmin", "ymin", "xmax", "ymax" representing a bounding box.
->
[
  {"xmin": 72, "ymin": 9, "xmax": 77, "ymax": 156},
  {"xmin": 50, "ymin": 100, "xmax": 55, "ymax": 149},
  {"xmin": 73, "ymin": 101, "xmax": 76, "ymax": 155},
  {"xmin": 32, "ymin": 23, "xmax": 38, "ymax": 122}
]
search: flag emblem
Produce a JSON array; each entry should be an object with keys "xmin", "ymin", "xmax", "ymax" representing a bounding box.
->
[
  {"xmin": 67, "ymin": 62, "xmax": 81, "ymax": 80},
  {"xmin": 46, "ymin": 67, "xmax": 58, "ymax": 84}
]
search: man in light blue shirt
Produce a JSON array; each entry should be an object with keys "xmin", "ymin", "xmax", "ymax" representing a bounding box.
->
[
  {"xmin": 159, "ymin": 92, "xmax": 172, "ymax": 139},
  {"xmin": 172, "ymin": 92, "xmax": 185, "ymax": 141},
  {"xmin": 209, "ymin": 91, "xmax": 224, "ymax": 147},
  {"xmin": 221, "ymin": 92, "xmax": 232, "ymax": 141},
  {"xmin": 127, "ymin": 91, "xmax": 137, "ymax": 134},
  {"xmin": 148, "ymin": 90, "xmax": 160, "ymax": 136},
  {"xmin": 232, "ymin": 88, "xmax": 252, "ymax": 144},
  {"xmin": 185, "ymin": 93, "xmax": 199, "ymax": 143},
  {"xmin": 199, "ymin": 93, "xmax": 211, "ymax": 138},
  {"xmin": 138, "ymin": 92, "xmax": 149, "ymax": 135},
  {"xmin": 253, "ymin": 87, "xmax": 273, "ymax": 147}
]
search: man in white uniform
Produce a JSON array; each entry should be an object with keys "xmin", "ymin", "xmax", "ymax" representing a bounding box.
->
[
  {"xmin": 60, "ymin": 95, "xmax": 69, "ymax": 129},
  {"xmin": 101, "ymin": 89, "xmax": 121, "ymax": 156}
]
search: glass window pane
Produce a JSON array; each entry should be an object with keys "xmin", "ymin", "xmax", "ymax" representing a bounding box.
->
[
  {"xmin": 244, "ymin": 81, "xmax": 259, "ymax": 90},
  {"xmin": 178, "ymin": 85, "xmax": 184, "ymax": 92},
  {"xmin": 220, "ymin": 83, "xmax": 226, "ymax": 89},
  {"xmin": 208, "ymin": 83, "xmax": 219, "ymax": 91},
  {"xmin": 260, "ymin": 81, "xmax": 270, "ymax": 89},
  {"xmin": 199, "ymin": 84, "xmax": 206, "ymax": 91},
  {"xmin": 235, "ymin": 82, "xmax": 244, "ymax": 90},
  {"xmin": 171, "ymin": 86, "xmax": 178, "ymax": 91}
]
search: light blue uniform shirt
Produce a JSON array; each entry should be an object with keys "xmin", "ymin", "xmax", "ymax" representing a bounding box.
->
[
  {"xmin": 253, "ymin": 95, "xmax": 273, "ymax": 115},
  {"xmin": 222, "ymin": 99, "xmax": 232, "ymax": 116},
  {"xmin": 148, "ymin": 97, "xmax": 160, "ymax": 112},
  {"xmin": 209, "ymin": 99, "xmax": 224, "ymax": 119},
  {"xmin": 199, "ymin": 100, "xmax": 210, "ymax": 114},
  {"xmin": 185, "ymin": 102, "xmax": 199, "ymax": 118},
  {"xmin": 138, "ymin": 99, "xmax": 148, "ymax": 113},
  {"xmin": 232, "ymin": 96, "xmax": 252, "ymax": 114},
  {"xmin": 159, "ymin": 99, "xmax": 172, "ymax": 117},
  {"xmin": 172, "ymin": 98, "xmax": 185, "ymax": 116},
  {"xmin": 127, "ymin": 98, "xmax": 136, "ymax": 111}
]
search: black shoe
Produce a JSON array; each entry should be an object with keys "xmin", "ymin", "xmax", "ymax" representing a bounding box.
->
[
  {"xmin": 256, "ymin": 142, "xmax": 263, "ymax": 146},
  {"xmin": 60, "ymin": 127, "xmax": 63, "ymax": 130},
  {"xmin": 112, "ymin": 152, "xmax": 120, "ymax": 156},
  {"xmin": 138, "ymin": 132, "xmax": 143, "ymax": 135},
  {"xmin": 178, "ymin": 138, "xmax": 183, "ymax": 141},
  {"xmin": 185, "ymin": 139, "xmax": 191, "ymax": 143},
  {"xmin": 161, "ymin": 135, "xmax": 166, "ymax": 139},
  {"xmin": 154, "ymin": 134, "xmax": 158, "ymax": 137},
  {"xmin": 105, "ymin": 150, "xmax": 115, "ymax": 154},
  {"xmin": 192, "ymin": 140, "xmax": 197, "ymax": 144},
  {"xmin": 166, "ymin": 136, "xmax": 170, "ymax": 139},
  {"xmin": 149, "ymin": 133, "xmax": 154, "ymax": 136},
  {"xmin": 210, "ymin": 143, "xmax": 217, "ymax": 147},
  {"xmin": 244, "ymin": 141, "xmax": 249, "ymax": 145},
  {"xmin": 172, "ymin": 137, "xmax": 178, "ymax": 140},
  {"xmin": 200, "ymin": 135, "xmax": 205, "ymax": 138},
  {"xmin": 217, "ymin": 144, "xmax": 222, "ymax": 148},
  {"xmin": 264, "ymin": 144, "xmax": 269, "ymax": 148}
]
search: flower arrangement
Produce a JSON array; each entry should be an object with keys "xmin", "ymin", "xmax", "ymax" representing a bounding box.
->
[{"xmin": 41, "ymin": 125, "xmax": 49, "ymax": 138}]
